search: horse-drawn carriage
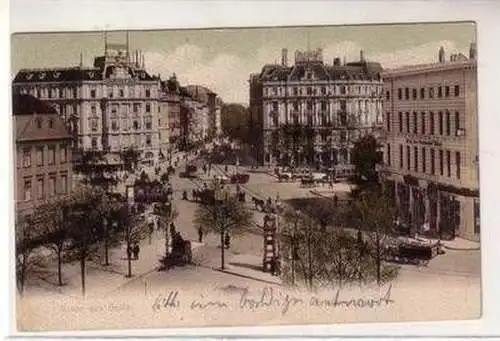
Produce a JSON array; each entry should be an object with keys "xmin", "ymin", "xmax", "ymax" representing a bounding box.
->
[
  {"xmin": 384, "ymin": 237, "xmax": 443, "ymax": 266},
  {"xmin": 230, "ymin": 173, "xmax": 250, "ymax": 184}
]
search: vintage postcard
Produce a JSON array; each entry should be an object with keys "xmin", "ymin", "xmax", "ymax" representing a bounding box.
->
[{"xmin": 11, "ymin": 22, "xmax": 480, "ymax": 332}]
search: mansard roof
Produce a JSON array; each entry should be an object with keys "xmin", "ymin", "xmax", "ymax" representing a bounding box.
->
[
  {"xmin": 13, "ymin": 63, "xmax": 157, "ymax": 83},
  {"xmin": 256, "ymin": 60, "xmax": 383, "ymax": 83},
  {"xmin": 13, "ymin": 94, "xmax": 72, "ymax": 143}
]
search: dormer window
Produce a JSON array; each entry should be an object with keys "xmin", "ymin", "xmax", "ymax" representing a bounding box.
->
[
  {"xmin": 39, "ymin": 72, "xmax": 46, "ymax": 80},
  {"xmin": 48, "ymin": 119, "xmax": 54, "ymax": 129},
  {"xmin": 26, "ymin": 73, "xmax": 33, "ymax": 80},
  {"xmin": 53, "ymin": 72, "xmax": 61, "ymax": 79}
]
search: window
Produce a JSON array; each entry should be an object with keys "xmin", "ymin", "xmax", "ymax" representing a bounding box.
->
[
  {"xmin": 455, "ymin": 111, "xmax": 460, "ymax": 131},
  {"xmin": 430, "ymin": 112, "xmax": 435, "ymax": 135},
  {"xmin": 49, "ymin": 175, "xmax": 56, "ymax": 197},
  {"xmin": 413, "ymin": 112, "xmax": 417, "ymax": 134},
  {"xmin": 430, "ymin": 149, "xmax": 435, "ymax": 175},
  {"xmin": 91, "ymin": 138, "xmax": 98, "ymax": 149},
  {"xmin": 321, "ymin": 87, "xmax": 326, "ymax": 95},
  {"xmin": 474, "ymin": 199, "xmax": 480, "ymax": 234},
  {"xmin": 145, "ymin": 116, "xmax": 152, "ymax": 130},
  {"xmin": 445, "ymin": 86, "xmax": 450, "ymax": 97},
  {"xmin": 456, "ymin": 152, "xmax": 461, "ymax": 179},
  {"xmin": 412, "ymin": 88, "xmax": 417, "ymax": 100},
  {"xmin": 387, "ymin": 144, "xmax": 391, "ymax": 166},
  {"xmin": 146, "ymin": 135, "xmax": 152, "ymax": 146},
  {"xmin": 446, "ymin": 150, "xmax": 451, "ymax": 177},
  {"xmin": 60, "ymin": 145, "xmax": 67, "ymax": 163},
  {"xmin": 48, "ymin": 146, "xmax": 55, "ymax": 165},
  {"xmin": 406, "ymin": 145, "xmax": 411, "ymax": 170},
  {"xmin": 429, "ymin": 87, "xmax": 434, "ymax": 98},
  {"xmin": 60, "ymin": 174, "xmax": 68, "ymax": 194},
  {"xmin": 422, "ymin": 147, "xmax": 427, "ymax": 173},
  {"xmin": 90, "ymin": 117, "xmax": 98, "ymax": 132},
  {"xmin": 133, "ymin": 103, "xmax": 140, "ymax": 113},
  {"xmin": 414, "ymin": 146, "xmax": 418, "ymax": 172},
  {"xmin": 421, "ymin": 112, "xmax": 426, "ymax": 134},
  {"xmin": 146, "ymin": 103, "xmax": 151, "ymax": 113},
  {"xmin": 293, "ymin": 87, "xmax": 298, "ymax": 96},
  {"xmin": 122, "ymin": 119, "xmax": 129, "ymax": 131},
  {"xmin": 91, "ymin": 105, "xmax": 97, "ymax": 115},
  {"xmin": 111, "ymin": 119, "xmax": 119, "ymax": 131},
  {"xmin": 399, "ymin": 112, "xmax": 403, "ymax": 132},
  {"xmin": 23, "ymin": 179, "xmax": 32, "ymax": 201},
  {"xmin": 399, "ymin": 145, "xmax": 404, "ymax": 169},
  {"xmin": 420, "ymin": 88, "xmax": 425, "ymax": 99},
  {"xmin": 90, "ymin": 89, "xmax": 96, "ymax": 98},
  {"xmin": 386, "ymin": 112, "xmax": 391, "ymax": 132},
  {"xmin": 439, "ymin": 150, "xmax": 444, "ymax": 175},
  {"xmin": 386, "ymin": 90, "xmax": 390, "ymax": 100},
  {"xmin": 398, "ymin": 88, "xmax": 402, "ymax": 100},
  {"xmin": 404, "ymin": 88, "xmax": 409, "ymax": 100},
  {"xmin": 111, "ymin": 106, "xmax": 118, "ymax": 117},
  {"xmin": 37, "ymin": 178, "xmax": 44, "ymax": 200},
  {"xmin": 405, "ymin": 112, "xmax": 410, "ymax": 133},
  {"xmin": 438, "ymin": 86, "xmax": 443, "ymax": 98},
  {"xmin": 446, "ymin": 111, "xmax": 451, "ymax": 135},
  {"xmin": 23, "ymin": 148, "xmax": 31, "ymax": 168},
  {"xmin": 36, "ymin": 147, "xmax": 44, "ymax": 166},
  {"xmin": 438, "ymin": 112, "xmax": 444, "ymax": 135},
  {"xmin": 119, "ymin": 89, "xmax": 124, "ymax": 97},
  {"xmin": 133, "ymin": 120, "xmax": 140, "ymax": 130},
  {"xmin": 454, "ymin": 85, "xmax": 460, "ymax": 97}
]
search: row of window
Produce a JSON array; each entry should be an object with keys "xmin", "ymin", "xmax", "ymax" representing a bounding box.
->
[
  {"xmin": 269, "ymin": 112, "xmax": 377, "ymax": 127},
  {"xmin": 388, "ymin": 85, "xmax": 461, "ymax": 101},
  {"xmin": 269, "ymin": 99, "xmax": 380, "ymax": 112},
  {"xmin": 22, "ymin": 172, "xmax": 68, "ymax": 201},
  {"xmin": 386, "ymin": 110, "xmax": 462, "ymax": 136},
  {"xmin": 87, "ymin": 116, "xmax": 154, "ymax": 132},
  {"xmin": 90, "ymin": 135, "xmax": 154, "ymax": 149},
  {"xmin": 19, "ymin": 86, "xmax": 154, "ymax": 100},
  {"xmin": 20, "ymin": 145, "xmax": 68, "ymax": 168},
  {"xmin": 264, "ymin": 84, "xmax": 381, "ymax": 98},
  {"xmin": 387, "ymin": 143, "xmax": 462, "ymax": 179}
]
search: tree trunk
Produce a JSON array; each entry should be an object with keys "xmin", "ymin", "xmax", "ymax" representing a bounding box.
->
[
  {"xmin": 165, "ymin": 223, "xmax": 169, "ymax": 257},
  {"xmin": 220, "ymin": 229, "xmax": 225, "ymax": 270},
  {"xmin": 376, "ymin": 238, "xmax": 381, "ymax": 285},
  {"xmin": 57, "ymin": 248, "xmax": 63, "ymax": 286},
  {"xmin": 307, "ymin": 233, "xmax": 313, "ymax": 291},
  {"xmin": 80, "ymin": 256, "xmax": 86, "ymax": 297},
  {"xmin": 104, "ymin": 234, "xmax": 110, "ymax": 266}
]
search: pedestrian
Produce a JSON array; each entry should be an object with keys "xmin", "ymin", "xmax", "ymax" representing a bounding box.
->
[
  {"xmin": 198, "ymin": 226, "xmax": 203, "ymax": 243},
  {"xmin": 126, "ymin": 245, "xmax": 132, "ymax": 260},
  {"xmin": 133, "ymin": 243, "xmax": 140, "ymax": 260}
]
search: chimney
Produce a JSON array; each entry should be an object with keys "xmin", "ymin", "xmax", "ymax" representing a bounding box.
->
[
  {"xmin": 360, "ymin": 50, "xmax": 365, "ymax": 62},
  {"xmin": 439, "ymin": 46, "xmax": 445, "ymax": 63},
  {"xmin": 281, "ymin": 48, "xmax": 288, "ymax": 66},
  {"xmin": 469, "ymin": 42, "xmax": 477, "ymax": 60},
  {"xmin": 333, "ymin": 57, "xmax": 341, "ymax": 66}
]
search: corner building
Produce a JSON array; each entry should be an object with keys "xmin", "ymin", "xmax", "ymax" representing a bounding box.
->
[
  {"xmin": 382, "ymin": 44, "xmax": 479, "ymax": 241},
  {"xmin": 249, "ymin": 48, "xmax": 384, "ymax": 170},
  {"xmin": 13, "ymin": 41, "xmax": 161, "ymax": 167}
]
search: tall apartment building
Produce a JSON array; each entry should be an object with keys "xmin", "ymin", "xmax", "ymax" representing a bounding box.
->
[
  {"xmin": 12, "ymin": 37, "xmax": 161, "ymax": 167},
  {"xmin": 249, "ymin": 48, "xmax": 384, "ymax": 169},
  {"xmin": 381, "ymin": 43, "xmax": 479, "ymax": 241},
  {"xmin": 161, "ymin": 75, "xmax": 182, "ymax": 149},
  {"xmin": 184, "ymin": 84, "xmax": 222, "ymax": 137},
  {"xmin": 14, "ymin": 94, "xmax": 73, "ymax": 217}
]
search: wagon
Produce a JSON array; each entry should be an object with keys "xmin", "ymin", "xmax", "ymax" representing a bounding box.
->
[{"xmin": 385, "ymin": 237, "xmax": 441, "ymax": 266}]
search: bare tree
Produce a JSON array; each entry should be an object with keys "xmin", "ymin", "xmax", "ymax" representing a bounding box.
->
[
  {"xmin": 35, "ymin": 197, "xmax": 71, "ymax": 286},
  {"xmin": 194, "ymin": 182, "xmax": 253, "ymax": 269},
  {"xmin": 64, "ymin": 186, "xmax": 110, "ymax": 296},
  {"xmin": 15, "ymin": 214, "xmax": 45, "ymax": 296},
  {"xmin": 351, "ymin": 186, "xmax": 397, "ymax": 285}
]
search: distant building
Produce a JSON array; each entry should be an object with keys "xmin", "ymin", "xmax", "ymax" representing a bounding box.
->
[
  {"xmin": 381, "ymin": 43, "xmax": 479, "ymax": 241},
  {"xmin": 12, "ymin": 36, "xmax": 161, "ymax": 167},
  {"xmin": 13, "ymin": 94, "xmax": 74, "ymax": 217},
  {"xmin": 249, "ymin": 48, "xmax": 384, "ymax": 169},
  {"xmin": 184, "ymin": 84, "xmax": 222, "ymax": 137},
  {"xmin": 161, "ymin": 75, "xmax": 182, "ymax": 151}
]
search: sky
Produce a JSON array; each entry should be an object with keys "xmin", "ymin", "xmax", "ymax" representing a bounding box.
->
[{"xmin": 11, "ymin": 22, "xmax": 476, "ymax": 104}]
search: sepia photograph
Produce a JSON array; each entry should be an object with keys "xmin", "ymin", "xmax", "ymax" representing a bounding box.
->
[{"xmin": 11, "ymin": 21, "xmax": 481, "ymax": 331}]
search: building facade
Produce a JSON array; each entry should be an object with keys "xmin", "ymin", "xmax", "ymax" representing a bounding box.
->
[
  {"xmin": 184, "ymin": 84, "xmax": 222, "ymax": 137},
  {"xmin": 381, "ymin": 44, "xmax": 479, "ymax": 241},
  {"xmin": 249, "ymin": 48, "xmax": 384, "ymax": 169},
  {"xmin": 13, "ymin": 40, "xmax": 161, "ymax": 167},
  {"xmin": 14, "ymin": 94, "xmax": 74, "ymax": 217}
]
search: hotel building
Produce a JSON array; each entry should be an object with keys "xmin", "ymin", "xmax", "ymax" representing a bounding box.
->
[
  {"xmin": 12, "ymin": 38, "xmax": 161, "ymax": 167},
  {"xmin": 381, "ymin": 44, "xmax": 479, "ymax": 241},
  {"xmin": 249, "ymin": 48, "xmax": 384, "ymax": 169}
]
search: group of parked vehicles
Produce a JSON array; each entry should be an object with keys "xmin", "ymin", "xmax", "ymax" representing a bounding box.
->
[{"xmin": 274, "ymin": 165, "xmax": 355, "ymax": 186}]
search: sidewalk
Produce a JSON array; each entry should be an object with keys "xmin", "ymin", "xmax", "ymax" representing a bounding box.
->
[{"xmin": 437, "ymin": 237, "xmax": 480, "ymax": 251}]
